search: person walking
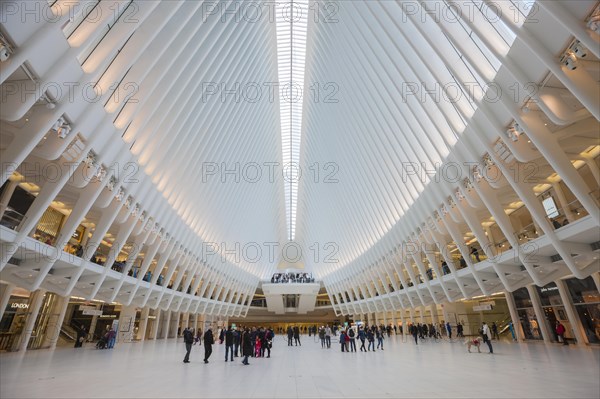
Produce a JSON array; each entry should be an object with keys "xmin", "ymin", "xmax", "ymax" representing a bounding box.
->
[
  {"xmin": 348, "ymin": 326, "xmax": 357, "ymax": 352},
  {"xmin": 224, "ymin": 326, "xmax": 234, "ymax": 361},
  {"xmin": 287, "ymin": 326, "xmax": 294, "ymax": 347},
  {"xmin": 376, "ymin": 327, "xmax": 384, "ymax": 350},
  {"xmin": 241, "ymin": 328, "xmax": 252, "ymax": 365},
  {"xmin": 325, "ymin": 325, "xmax": 332, "ymax": 348},
  {"xmin": 556, "ymin": 321, "xmax": 568, "ymax": 345},
  {"xmin": 106, "ymin": 327, "xmax": 116, "ymax": 349},
  {"xmin": 481, "ymin": 322, "xmax": 493, "ymax": 354},
  {"xmin": 293, "ymin": 326, "xmax": 301, "ymax": 346},
  {"xmin": 203, "ymin": 327, "xmax": 214, "ymax": 363},
  {"xmin": 456, "ymin": 322, "xmax": 464, "ymax": 338},
  {"xmin": 319, "ymin": 327, "xmax": 326, "ymax": 348},
  {"xmin": 74, "ymin": 324, "xmax": 87, "ymax": 348},
  {"xmin": 262, "ymin": 327, "xmax": 273, "ymax": 358},
  {"xmin": 491, "ymin": 322, "xmax": 500, "ymax": 340},
  {"xmin": 183, "ymin": 327, "xmax": 194, "ymax": 363},
  {"xmin": 446, "ymin": 322, "xmax": 452, "ymax": 339},
  {"xmin": 233, "ymin": 327, "xmax": 240, "ymax": 356},
  {"xmin": 508, "ymin": 321, "xmax": 516, "ymax": 342},
  {"xmin": 358, "ymin": 327, "xmax": 367, "ymax": 352},
  {"xmin": 367, "ymin": 328, "xmax": 375, "ymax": 351},
  {"xmin": 340, "ymin": 330, "xmax": 348, "ymax": 352}
]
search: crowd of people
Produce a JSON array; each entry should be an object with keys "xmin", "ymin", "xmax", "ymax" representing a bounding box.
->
[
  {"xmin": 180, "ymin": 320, "xmax": 508, "ymax": 363},
  {"xmin": 182, "ymin": 325, "xmax": 275, "ymax": 365},
  {"xmin": 270, "ymin": 272, "xmax": 315, "ymax": 283}
]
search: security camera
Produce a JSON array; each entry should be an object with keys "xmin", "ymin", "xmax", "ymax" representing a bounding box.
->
[{"xmin": 0, "ymin": 44, "xmax": 9, "ymax": 62}]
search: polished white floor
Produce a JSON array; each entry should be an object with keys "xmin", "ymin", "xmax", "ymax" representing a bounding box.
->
[{"xmin": 1, "ymin": 335, "xmax": 599, "ymax": 398}]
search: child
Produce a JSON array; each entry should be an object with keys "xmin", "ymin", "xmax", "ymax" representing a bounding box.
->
[{"xmin": 255, "ymin": 336, "xmax": 262, "ymax": 357}]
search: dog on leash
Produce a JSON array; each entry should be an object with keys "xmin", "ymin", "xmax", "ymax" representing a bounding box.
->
[{"xmin": 466, "ymin": 337, "xmax": 483, "ymax": 353}]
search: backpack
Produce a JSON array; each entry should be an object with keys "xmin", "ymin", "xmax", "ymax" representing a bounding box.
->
[{"xmin": 349, "ymin": 329, "xmax": 355, "ymax": 338}]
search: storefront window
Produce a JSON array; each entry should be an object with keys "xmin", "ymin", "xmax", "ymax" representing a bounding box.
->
[
  {"xmin": 513, "ymin": 287, "xmax": 532, "ymax": 308},
  {"xmin": 566, "ymin": 277, "xmax": 600, "ymax": 304},
  {"xmin": 566, "ymin": 277, "xmax": 600, "ymax": 344},
  {"xmin": 517, "ymin": 308, "xmax": 543, "ymax": 340}
]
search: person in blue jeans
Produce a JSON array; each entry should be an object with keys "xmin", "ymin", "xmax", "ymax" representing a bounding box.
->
[
  {"xmin": 376, "ymin": 327, "xmax": 384, "ymax": 350},
  {"xmin": 107, "ymin": 328, "xmax": 116, "ymax": 349},
  {"xmin": 224, "ymin": 327, "xmax": 234, "ymax": 361},
  {"xmin": 367, "ymin": 329, "xmax": 375, "ymax": 351}
]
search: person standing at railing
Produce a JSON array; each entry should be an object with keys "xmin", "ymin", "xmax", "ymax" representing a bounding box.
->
[{"xmin": 470, "ymin": 246, "xmax": 481, "ymax": 262}]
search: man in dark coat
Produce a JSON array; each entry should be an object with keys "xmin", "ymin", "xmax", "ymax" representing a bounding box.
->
[
  {"xmin": 183, "ymin": 327, "xmax": 194, "ymax": 363},
  {"xmin": 293, "ymin": 326, "xmax": 301, "ymax": 346},
  {"xmin": 224, "ymin": 327, "xmax": 234, "ymax": 361},
  {"xmin": 203, "ymin": 328, "xmax": 214, "ymax": 363},
  {"xmin": 241, "ymin": 328, "xmax": 253, "ymax": 365},
  {"xmin": 287, "ymin": 326, "xmax": 293, "ymax": 346}
]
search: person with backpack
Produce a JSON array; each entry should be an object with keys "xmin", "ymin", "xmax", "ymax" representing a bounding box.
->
[
  {"xmin": 366, "ymin": 328, "xmax": 375, "ymax": 351},
  {"xmin": 340, "ymin": 330, "xmax": 348, "ymax": 352},
  {"xmin": 348, "ymin": 325, "xmax": 357, "ymax": 352},
  {"xmin": 182, "ymin": 327, "xmax": 194, "ymax": 363},
  {"xmin": 358, "ymin": 326, "xmax": 367, "ymax": 352}
]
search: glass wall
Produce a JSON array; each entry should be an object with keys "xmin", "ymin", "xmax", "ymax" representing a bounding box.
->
[
  {"xmin": 513, "ymin": 287, "xmax": 543, "ymax": 340},
  {"xmin": 566, "ymin": 277, "xmax": 600, "ymax": 344}
]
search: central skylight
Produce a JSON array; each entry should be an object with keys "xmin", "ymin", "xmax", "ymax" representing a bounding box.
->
[{"xmin": 276, "ymin": 0, "xmax": 309, "ymax": 241}]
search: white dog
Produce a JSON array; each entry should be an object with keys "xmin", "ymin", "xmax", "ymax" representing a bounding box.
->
[{"xmin": 466, "ymin": 337, "xmax": 482, "ymax": 353}]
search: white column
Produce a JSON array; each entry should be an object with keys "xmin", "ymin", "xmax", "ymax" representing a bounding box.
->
[
  {"xmin": 137, "ymin": 307, "xmax": 150, "ymax": 341},
  {"xmin": 0, "ymin": 178, "xmax": 19, "ymax": 220},
  {"xmin": 430, "ymin": 305, "xmax": 439, "ymax": 325},
  {"xmin": 505, "ymin": 291, "xmax": 524, "ymax": 342},
  {"xmin": 526, "ymin": 285, "xmax": 553, "ymax": 344},
  {"xmin": 150, "ymin": 309, "xmax": 161, "ymax": 340},
  {"xmin": 0, "ymin": 283, "xmax": 15, "ymax": 321},
  {"xmin": 555, "ymin": 279, "xmax": 588, "ymax": 345},
  {"xmin": 18, "ymin": 289, "xmax": 46, "ymax": 352},
  {"xmin": 592, "ymin": 272, "xmax": 600, "ymax": 293},
  {"xmin": 163, "ymin": 310, "xmax": 171, "ymax": 339},
  {"xmin": 117, "ymin": 305, "xmax": 137, "ymax": 344},
  {"xmin": 43, "ymin": 294, "xmax": 70, "ymax": 350}
]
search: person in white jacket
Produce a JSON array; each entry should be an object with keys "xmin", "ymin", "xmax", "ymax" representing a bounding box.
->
[{"xmin": 482, "ymin": 322, "xmax": 494, "ymax": 354}]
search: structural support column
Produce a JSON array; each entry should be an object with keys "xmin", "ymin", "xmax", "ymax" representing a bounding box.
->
[
  {"xmin": 0, "ymin": 283, "xmax": 15, "ymax": 321},
  {"xmin": 87, "ymin": 304, "xmax": 101, "ymax": 339},
  {"xmin": 526, "ymin": 285, "xmax": 553, "ymax": 344},
  {"xmin": 137, "ymin": 307, "xmax": 150, "ymax": 341},
  {"xmin": 18, "ymin": 289, "xmax": 46, "ymax": 352},
  {"xmin": 592, "ymin": 272, "xmax": 600, "ymax": 293},
  {"xmin": 43, "ymin": 294, "xmax": 70, "ymax": 350},
  {"xmin": 505, "ymin": 291, "xmax": 524, "ymax": 342},
  {"xmin": 430, "ymin": 304, "xmax": 439, "ymax": 325},
  {"xmin": 150, "ymin": 309, "xmax": 161, "ymax": 340},
  {"xmin": 117, "ymin": 305, "xmax": 137, "ymax": 344},
  {"xmin": 555, "ymin": 279, "xmax": 588, "ymax": 345},
  {"xmin": 163, "ymin": 310, "xmax": 171, "ymax": 339},
  {"xmin": 0, "ymin": 178, "xmax": 19, "ymax": 220}
]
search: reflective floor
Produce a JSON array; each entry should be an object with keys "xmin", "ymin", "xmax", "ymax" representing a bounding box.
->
[{"xmin": 1, "ymin": 335, "xmax": 598, "ymax": 398}]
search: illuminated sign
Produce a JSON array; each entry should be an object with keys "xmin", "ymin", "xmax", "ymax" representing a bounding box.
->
[
  {"xmin": 11, "ymin": 303, "xmax": 29, "ymax": 309},
  {"xmin": 542, "ymin": 197, "xmax": 559, "ymax": 219}
]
